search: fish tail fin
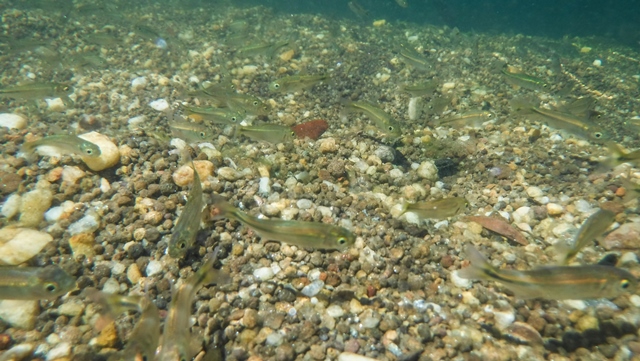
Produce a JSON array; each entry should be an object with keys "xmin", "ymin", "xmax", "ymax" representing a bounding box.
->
[
  {"xmin": 398, "ymin": 200, "xmax": 410, "ymax": 216},
  {"xmin": 457, "ymin": 244, "xmax": 496, "ymax": 281},
  {"xmin": 509, "ymin": 97, "xmax": 535, "ymax": 114},
  {"xmin": 209, "ymin": 194, "xmax": 238, "ymax": 221},
  {"xmin": 599, "ymin": 141, "xmax": 626, "ymax": 170},
  {"xmin": 552, "ymin": 240, "xmax": 573, "ymax": 265}
]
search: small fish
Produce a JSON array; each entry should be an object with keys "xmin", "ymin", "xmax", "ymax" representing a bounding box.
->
[
  {"xmin": 210, "ymin": 195, "xmax": 355, "ymax": 250},
  {"xmin": 395, "ymin": 0, "xmax": 408, "ymax": 7},
  {"xmin": 399, "ymin": 197, "xmax": 468, "ymax": 219},
  {"xmin": 502, "ymin": 67, "xmax": 549, "ymax": 91},
  {"xmin": 198, "ymin": 89, "xmax": 269, "ymax": 117},
  {"xmin": 433, "ymin": 110, "xmax": 495, "ymax": 128},
  {"xmin": 169, "ymin": 120, "xmax": 213, "ymax": 143},
  {"xmin": 169, "ymin": 163, "xmax": 204, "ymax": 258},
  {"xmin": 87, "ymin": 290, "xmax": 159, "ymax": 361},
  {"xmin": 348, "ymin": 0, "xmax": 370, "ymax": 19},
  {"xmin": 599, "ymin": 142, "xmax": 640, "ymax": 169},
  {"xmin": 465, "ymin": 215, "xmax": 528, "ymax": 245},
  {"xmin": 268, "ymin": 74, "xmax": 330, "ymax": 93},
  {"xmin": 399, "ymin": 80, "xmax": 438, "ymax": 97},
  {"xmin": 0, "ymin": 82, "xmax": 73, "ymax": 105},
  {"xmin": 0, "ymin": 265, "xmax": 75, "ymax": 300},
  {"xmin": 511, "ymin": 99, "xmax": 607, "ymax": 141},
  {"xmin": 182, "ymin": 104, "xmax": 244, "ymax": 125},
  {"xmin": 459, "ymin": 244, "xmax": 637, "ymax": 300},
  {"xmin": 237, "ymin": 40, "xmax": 289, "ymax": 59},
  {"xmin": 157, "ymin": 253, "xmax": 231, "ymax": 361},
  {"xmin": 22, "ymin": 134, "xmax": 101, "ymax": 158},
  {"xmin": 422, "ymin": 95, "xmax": 452, "ymax": 116},
  {"xmin": 237, "ymin": 124, "xmax": 295, "ymax": 144},
  {"xmin": 556, "ymin": 209, "xmax": 616, "ymax": 265},
  {"xmin": 397, "ymin": 44, "xmax": 431, "ymax": 71},
  {"xmin": 343, "ymin": 100, "xmax": 402, "ymax": 139}
]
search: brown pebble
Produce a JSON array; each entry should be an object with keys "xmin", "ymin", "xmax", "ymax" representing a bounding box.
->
[
  {"xmin": 367, "ymin": 285, "xmax": 376, "ymax": 297},
  {"xmin": 615, "ymin": 186, "xmax": 626, "ymax": 197},
  {"xmin": 95, "ymin": 321, "xmax": 118, "ymax": 347},
  {"xmin": 440, "ymin": 255, "xmax": 453, "ymax": 268},
  {"xmin": 0, "ymin": 333, "xmax": 11, "ymax": 350},
  {"xmin": 0, "ymin": 170, "xmax": 21, "ymax": 195}
]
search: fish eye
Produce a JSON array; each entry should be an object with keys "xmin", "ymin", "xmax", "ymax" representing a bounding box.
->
[
  {"xmin": 621, "ymin": 279, "xmax": 630, "ymax": 289},
  {"xmin": 594, "ymin": 132, "xmax": 603, "ymax": 139},
  {"xmin": 231, "ymin": 116, "xmax": 238, "ymax": 122},
  {"xmin": 178, "ymin": 242, "xmax": 186, "ymax": 249},
  {"xmin": 337, "ymin": 237, "xmax": 346, "ymax": 245},
  {"xmin": 388, "ymin": 126, "xmax": 394, "ymax": 131},
  {"xmin": 85, "ymin": 148, "xmax": 94, "ymax": 155},
  {"xmin": 45, "ymin": 283, "xmax": 58, "ymax": 293},
  {"xmin": 273, "ymin": 83, "xmax": 280, "ymax": 89},
  {"xmin": 199, "ymin": 131, "xmax": 206, "ymax": 138},
  {"xmin": 63, "ymin": 86, "xmax": 70, "ymax": 91},
  {"xmin": 253, "ymin": 101, "xmax": 259, "ymax": 106}
]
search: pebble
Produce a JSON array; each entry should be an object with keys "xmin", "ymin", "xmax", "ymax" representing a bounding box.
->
[
  {"xmin": 45, "ymin": 342, "xmax": 71, "ymax": 361},
  {"xmin": 338, "ymin": 352, "xmax": 378, "ymax": 361},
  {"xmin": 318, "ymin": 138, "xmax": 338, "ymax": 153},
  {"xmin": 253, "ymin": 267, "xmax": 275, "ymax": 281},
  {"xmin": 349, "ymin": 299, "xmax": 364, "ymax": 314},
  {"xmin": 546, "ymin": 203, "xmax": 563, "ymax": 215},
  {"xmin": 265, "ymin": 332, "xmax": 284, "ymax": 346},
  {"xmin": 417, "ymin": 160, "xmax": 438, "ymax": 180},
  {"xmin": 18, "ymin": 183, "xmax": 53, "ymax": 227},
  {"xmin": 127, "ymin": 263, "xmax": 142, "ymax": 284},
  {"xmin": 93, "ymin": 322, "xmax": 118, "ymax": 348},
  {"xmin": 326, "ymin": 305, "xmax": 344, "ymax": 318},
  {"xmin": 526, "ymin": 186, "xmax": 544, "ymax": 198},
  {"xmin": 374, "ymin": 146, "xmax": 395, "ymax": 163},
  {"xmin": 68, "ymin": 213, "xmax": 101, "ymax": 235},
  {"xmin": 148, "ymin": 98, "xmax": 169, "ymax": 111},
  {"xmin": 146, "ymin": 260, "xmax": 163, "ymax": 276},
  {"xmin": 68, "ymin": 233, "xmax": 95, "ymax": 258},
  {"xmin": 131, "ymin": 76, "xmax": 147, "ymax": 91},
  {"xmin": 0, "ymin": 300, "xmax": 38, "ymax": 329},
  {"xmin": 0, "ymin": 113, "xmax": 27, "ymax": 129},
  {"xmin": 602, "ymin": 222, "xmax": 640, "ymax": 250},
  {"xmin": 450, "ymin": 270, "xmax": 472, "ymax": 288},
  {"xmin": 0, "ymin": 194, "xmax": 21, "ymax": 219},
  {"xmin": 78, "ymin": 132, "xmax": 121, "ymax": 171},
  {"xmin": 45, "ymin": 97, "xmax": 65, "ymax": 112},
  {"xmin": 512, "ymin": 206, "xmax": 533, "ymax": 224},
  {"xmin": 296, "ymin": 199, "xmax": 313, "ymax": 210},
  {"xmin": 0, "ymin": 227, "xmax": 53, "ymax": 265},
  {"xmin": 574, "ymin": 199, "xmax": 593, "ymax": 213},
  {"xmin": 575, "ymin": 315, "xmax": 599, "ymax": 332},
  {"xmin": 58, "ymin": 299, "xmax": 84, "ymax": 317},
  {"xmin": 102, "ymin": 278, "xmax": 120, "ymax": 294},
  {"xmin": 61, "ymin": 166, "xmax": 85, "ymax": 185},
  {"xmin": 1, "ymin": 343, "xmax": 35, "ymax": 361},
  {"xmin": 258, "ymin": 177, "xmax": 271, "ymax": 196},
  {"xmin": 301, "ymin": 280, "xmax": 324, "ymax": 297},
  {"xmin": 504, "ymin": 322, "xmax": 543, "ymax": 345},
  {"xmin": 217, "ymin": 167, "xmax": 241, "ymax": 181}
]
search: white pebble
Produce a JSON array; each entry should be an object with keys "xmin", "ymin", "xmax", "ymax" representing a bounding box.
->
[
  {"xmin": 149, "ymin": 98, "xmax": 169, "ymax": 111},
  {"xmin": 629, "ymin": 295, "xmax": 640, "ymax": 308},
  {"xmin": 338, "ymin": 353, "xmax": 379, "ymax": 361},
  {"xmin": 407, "ymin": 97, "xmax": 421, "ymax": 121},
  {"xmin": 45, "ymin": 342, "xmax": 71, "ymax": 361},
  {"xmin": 258, "ymin": 177, "xmax": 271, "ymax": 196},
  {"xmin": 45, "ymin": 98, "xmax": 66, "ymax": 112},
  {"xmin": 562, "ymin": 299, "xmax": 587, "ymax": 310},
  {"xmin": 0, "ymin": 227, "xmax": 53, "ymax": 265},
  {"xmin": 512, "ymin": 206, "xmax": 533, "ymax": 223},
  {"xmin": 1, "ymin": 194, "xmax": 21, "ymax": 219},
  {"xmin": 593, "ymin": 59, "xmax": 602, "ymax": 67},
  {"xmin": 253, "ymin": 267, "xmax": 275, "ymax": 281},
  {"xmin": 546, "ymin": 203, "xmax": 563, "ymax": 215},
  {"xmin": 326, "ymin": 305, "xmax": 344, "ymax": 318},
  {"xmin": 111, "ymin": 262, "xmax": 126, "ymax": 275},
  {"xmin": 265, "ymin": 332, "xmax": 284, "ymax": 346},
  {"xmin": 442, "ymin": 82, "xmax": 456, "ymax": 91},
  {"xmin": 450, "ymin": 270, "xmax": 472, "ymax": 288},
  {"xmin": 301, "ymin": 280, "xmax": 324, "ymax": 297},
  {"xmin": 620, "ymin": 252, "xmax": 638, "ymax": 264},
  {"xmin": 308, "ymin": 269, "xmax": 322, "ymax": 281},
  {"xmin": 128, "ymin": 115, "xmax": 146, "ymax": 126},
  {"xmin": 1, "ymin": 343, "xmax": 35, "ymax": 361},
  {"xmin": 491, "ymin": 309, "xmax": 515, "ymax": 330},
  {"xmin": 145, "ymin": 260, "xmax": 163, "ymax": 276},
  {"xmin": 58, "ymin": 299, "xmax": 84, "ymax": 316},
  {"xmin": 0, "ymin": 113, "xmax": 27, "ymax": 129},
  {"xmin": 78, "ymin": 131, "xmax": 121, "ymax": 171},
  {"xmin": 389, "ymin": 168, "xmax": 404, "ymax": 178},
  {"xmin": 131, "ymin": 76, "xmax": 148, "ymax": 91},
  {"xmin": 0, "ymin": 300, "xmax": 38, "ymax": 329},
  {"xmin": 61, "ymin": 166, "xmax": 85, "ymax": 185},
  {"xmin": 101, "ymin": 278, "xmax": 120, "ymax": 294},
  {"xmin": 417, "ymin": 160, "xmax": 438, "ymax": 180},
  {"xmin": 296, "ymin": 199, "xmax": 313, "ymax": 210},
  {"xmin": 526, "ymin": 186, "xmax": 544, "ymax": 198},
  {"xmin": 44, "ymin": 206, "xmax": 65, "ymax": 223},
  {"xmin": 68, "ymin": 213, "xmax": 100, "ymax": 235},
  {"xmin": 281, "ymin": 208, "xmax": 299, "ymax": 221},
  {"xmin": 575, "ymin": 199, "xmax": 592, "ymax": 213}
]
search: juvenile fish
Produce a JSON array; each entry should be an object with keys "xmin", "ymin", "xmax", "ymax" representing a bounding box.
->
[
  {"xmin": 268, "ymin": 74, "xmax": 330, "ymax": 93},
  {"xmin": 397, "ymin": 44, "xmax": 431, "ymax": 72},
  {"xmin": 511, "ymin": 99, "xmax": 607, "ymax": 141},
  {"xmin": 599, "ymin": 142, "xmax": 640, "ymax": 170},
  {"xmin": 0, "ymin": 265, "xmax": 75, "ymax": 300},
  {"xmin": 343, "ymin": 100, "xmax": 402, "ymax": 139},
  {"xmin": 198, "ymin": 89, "xmax": 268, "ymax": 117},
  {"xmin": 237, "ymin": 124, "xmax": 295, "ymax": 144},
  {"xmin": 556, "ymin": 209, "xmax": 616, "ymax": 265},
  {"xmin": 157, "ymin": 254, "xmax": 231, "ymax": 361},
  {"xmin": 210, "ymin": 195, "xmax": 355, "ymax": 250},
  {"xmin": 502, "ymin": 68, "xmax": 549, "ymax": 91},
  {"xmin": 182, "ymin": 104, "xmax": 244, "ymax": 125},
  {"xmin": 0, "ymin": 82, "xmax": 73, "ymax": 105},
  {"xmin": 169, "ymin": 163, "xmax": 204, "ymax": 258},
  {"xmin": 22, "ymin": 134, "xmax": 101, "ymax": 158},
  {"xmin": 465, "ymin": 215, "xmax": 528, "ymax": 245},
  {"xmin": 433, "ymin": 110, "xmax": 495, "ymax": 128},
  {"xmin": 169, "ymin": 120, "xmax": 213, "ymax": 143},
  {"xmin": 459, "ymin": 244, "xmax": 637, "ymax": 300},
  {"xmin": 399, "ymin": 80, "xmax": 438, "ymax": 97},
  {"xmin": 237, "ymin": 40, "xmax": 289, "ymax": 59},
  {"xmin": 399, "ymin": 197, "xmax": 468, "ymax": 220},
  {"xmin": 87, "ymin": 290, "xmax": 159, "ymax": 361}
]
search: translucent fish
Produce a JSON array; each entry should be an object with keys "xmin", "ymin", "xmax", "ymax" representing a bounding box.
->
[
  {"xmin": 237, "ymin": 40, "xmax": 289, "ymax": 59},
  {"xmin": 502, "ymin": 67, "xmax": 549, "ymax": 91},
  {"xmin": 169, "ymin": 120, "xmax": 213, "ymax": 143},
  {"xmin": 397, "ymin": 44, "xmax": 431, "ymax": 72},
  {"xmin": 459, "ymin": 245, "xmax": 637, "ymax": 300},
  {"xmin": 433, "ymin": 110, "xmax": 495, "ymax": 128},
  {"xmin": 0, "ymin": 265, "xmax": 75, "ymax": 300},
  {"xmin": 599, "ymin": 142, "xmax": 640, "ymax": 170},
  {"xmin": 0, "ymin": 82, "xmax": 73, "ymax": 106},
  {"xmin": 157, "ymin": 254, "xmax": 230, "ymax": 361},
  {"xmin": 236, "ymin": 124, "xmax": 295, "ymax": 144},
  {"xmin": 399, "ymin": 197, "xmax": 468, "ymax": 220},
  {"xmin": 210, "ymin": 195, "xmax": 355, "ymax": 250},
  {"xmin": 465, "ymin": 215, "xmax": 528, "ymax": 245},
  {"xmin": 268, "ymin": 74, "xmax": 330, "ymax": 93},
  {"xmin": 181, "ymin": 104, "xmax": 244, "ymax": 125},
  {"xmin": 22, "ymin": 134, "xmax": 101, "ymax": 158},
  {"xmin": 399, "ymin": 80, "xmax": 438, "ymax": 97},
  {"xmin": 556, "ymin": 209, "xmax": 616, "ymax": 265},
  {"xmin": 343, "ymin": 100, "xmax": 402, "ymax": 139},
  {"xmin": 168, "ymin": 163, "xmax": 204, "ymax": 259},
  {"xmin": 87, "ymin": 290, "xmax": 159, "ymax": 361}
]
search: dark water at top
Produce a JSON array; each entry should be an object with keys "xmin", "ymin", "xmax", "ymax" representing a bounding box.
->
[{"xmin": 238, "ymin": 0, "xmax": 640, "ymax": 47}]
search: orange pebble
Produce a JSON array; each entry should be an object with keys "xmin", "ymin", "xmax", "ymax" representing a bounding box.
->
[{"xmin": 615, "ymin": 186, "xmax": 626, "ymax": 197}]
